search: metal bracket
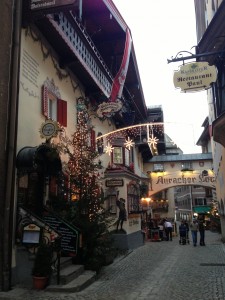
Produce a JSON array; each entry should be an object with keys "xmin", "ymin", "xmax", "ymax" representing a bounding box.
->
[{"xmin": 167, "ymin": 49, "xmax": 225, "ymax": 64}]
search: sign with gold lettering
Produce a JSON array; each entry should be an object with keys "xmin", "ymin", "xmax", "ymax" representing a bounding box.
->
[
  {"xmin": 148, "ymin": 171, "xmax": 215, "ymax": 197},
  {"xmin": 106, "ymin": 179, "xmax": 124, "ymax": 187},
  {"xmin": 173, "ymin": 62, "xmax": 217, "ymax": 92},
  {"xmin": 96, "ymin": 100, "xmax": 123, "ymax": 118}
]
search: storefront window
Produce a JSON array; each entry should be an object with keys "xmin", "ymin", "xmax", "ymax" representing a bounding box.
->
[{"xmin": 127, "ymin": 183, "xmax": 140, "ymax": 213}]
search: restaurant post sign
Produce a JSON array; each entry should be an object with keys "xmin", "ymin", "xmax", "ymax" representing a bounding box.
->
[{"xmin": 173, "ymin": 61, "xmax": 217, "ymax": 92}]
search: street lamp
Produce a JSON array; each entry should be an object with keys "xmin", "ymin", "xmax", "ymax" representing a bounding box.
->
[{"xmin": 141, "ymin": 197, "xmax": 152, "ymax": 220}]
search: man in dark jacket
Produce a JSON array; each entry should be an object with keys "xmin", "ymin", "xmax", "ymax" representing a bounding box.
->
[{"xmin": 199, "ymin": 220, "xmax": 206, "ymax": 246}]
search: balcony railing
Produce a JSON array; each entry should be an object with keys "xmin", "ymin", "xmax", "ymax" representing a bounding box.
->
[{"xmin": 48, "ymin": 12, "xmax": 113, "ymax": 97}]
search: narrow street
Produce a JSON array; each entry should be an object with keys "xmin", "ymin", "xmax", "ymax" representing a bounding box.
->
[{"xmin": 1, "ymin": 229, "xmax": 225, "ymax": 300}]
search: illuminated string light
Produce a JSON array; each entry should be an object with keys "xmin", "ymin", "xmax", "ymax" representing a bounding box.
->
[
  {"xmin": 105, "ymin": 142, "xmax": 114, "ymax": 155},
  {"xmin": 96, "ymin": 122, "xmax": 164, "ymax": 140},
  {"xmin": 124, "ymin": 137, "xmax": 135, "ymax": 150},
  {"xmin": 148, "ymin": 134, "xmax": 159, "ymax": 148}
]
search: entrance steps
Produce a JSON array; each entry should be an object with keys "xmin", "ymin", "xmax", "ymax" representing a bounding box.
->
[{"xmin": 46, "ymin": 257, "xmax": 96, "ymax": 293}]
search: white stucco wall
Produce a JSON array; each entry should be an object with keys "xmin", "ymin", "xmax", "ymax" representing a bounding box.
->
[{"xmin": 18, "ymin": 29, "xmax": 83, "ymax": 152}]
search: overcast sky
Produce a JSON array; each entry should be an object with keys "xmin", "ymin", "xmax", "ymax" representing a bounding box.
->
[{"xmin": 113, "ymin": 0, "xmax": 209, "ymax": 154}]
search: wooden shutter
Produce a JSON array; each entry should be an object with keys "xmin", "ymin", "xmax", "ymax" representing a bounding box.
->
[
  {"xmin": 42, "ymin": 85, "xmax": 48, "ymax": 117},
  {"xmin": 57, "ymin": 99, "xmax": 67, "ymax": 127},
  {"xmin": 91, "ymin": 129, "xmax": 96, "ymax": 150}
]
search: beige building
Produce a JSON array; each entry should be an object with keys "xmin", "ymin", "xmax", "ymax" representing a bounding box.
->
[{"xmin": 1, "ymin": 0, "xmax": 153, "ymax": 290}]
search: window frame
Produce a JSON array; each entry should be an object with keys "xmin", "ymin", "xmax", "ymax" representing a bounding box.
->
[
  {"xmin": 113, "ymin": 146, "xmax": 123, "ymax": 164},
  {"xmin": 42, "ymin": 78, "xmax": 67, "ymax": 127}
]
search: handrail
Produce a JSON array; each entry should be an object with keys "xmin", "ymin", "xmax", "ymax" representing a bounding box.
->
[{"xmin": 18, "ymin": 206, "xmax": 62, "ymax": 284}]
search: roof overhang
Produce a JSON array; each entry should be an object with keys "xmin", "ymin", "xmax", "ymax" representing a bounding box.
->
[
  {"xmin": 197, "ymin": 1, "xmax": 225, "ymax": 64},
  {"xmin": 193, "ymin": 206, "xmax": 211, "ymax": 214}
]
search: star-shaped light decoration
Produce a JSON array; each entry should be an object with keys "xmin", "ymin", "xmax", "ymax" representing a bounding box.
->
[
  {"xmin": 104, "ymin": 142, "xmax": 114, "ymax": 155},
  {"xmin": 124, "ymin": 137, "xmax": 135, "ymax": 150},
  {"xmin": 147, "ymin": 134, "xmax": 159, "ymax": 149}
]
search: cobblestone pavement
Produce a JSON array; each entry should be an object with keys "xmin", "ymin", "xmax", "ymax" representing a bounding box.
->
[{"xmin": 1, "ymin": 230, "xmax": 225, "ymax": 300}]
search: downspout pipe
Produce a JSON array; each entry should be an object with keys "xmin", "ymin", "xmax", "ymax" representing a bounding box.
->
[{"xmin": 2, "ymin": 0, "xmax": 22, "ymax": 291}]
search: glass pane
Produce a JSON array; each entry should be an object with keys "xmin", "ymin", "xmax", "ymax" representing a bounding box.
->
[{"xmin": 113, "ymin": 147, "xmax": 123, "ymax": 164}]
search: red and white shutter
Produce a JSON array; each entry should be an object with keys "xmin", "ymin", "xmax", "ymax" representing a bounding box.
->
[
  {"xmin": 42, "ymin": 85, "xmax": 49, "ymax": 117},
  {"xmin": 57, "ymin": 99, "xmax": 67, "ymax": 127},
  {"xmin": 91, "ymin": 129, "xmax": 96, "ymax": 150}
]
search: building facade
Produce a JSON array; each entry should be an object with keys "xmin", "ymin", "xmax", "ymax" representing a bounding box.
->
[
  {"xmin": 194, "ymin": 0, "xmax": 225, "ymax": 240},
  {"xmin": 1, "ymin": 0, "xmax": 154, "ymax": 290}
]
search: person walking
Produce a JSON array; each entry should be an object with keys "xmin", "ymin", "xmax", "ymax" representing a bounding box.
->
[
  {"xmin": 164, "ymin": 219, "xmax": 173, "ymax": 241},
  {"xmin": 179, "ymin": 220, "xmax": 188, "ymax": 244},
  {"xmin": 190, "ymin": 218, "xmax": 199, "ymax": 247},
  {"xmin": 158, "ymin": 221, "xmax": 165, "ymax": 241},
  {"xmin": 199, "ymin": 220, "xmax": 206, "ymax": 246}
]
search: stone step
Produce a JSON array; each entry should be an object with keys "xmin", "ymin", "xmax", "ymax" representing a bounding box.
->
[
  {"xmin": 52, "ymin": 264, "xmax": 84, "ymax": 285},
  {"xmin": 46, "ymin": 270, "xmax": 96, "ymax": 293},
  {"xmin": 59, "ymin": 257, "xmax": 73, "ymax": 269}
]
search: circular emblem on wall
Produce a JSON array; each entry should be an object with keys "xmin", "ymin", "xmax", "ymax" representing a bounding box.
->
[{"xmin": 40, "ymin": 120, "xmax": 58, "ymax": 139}]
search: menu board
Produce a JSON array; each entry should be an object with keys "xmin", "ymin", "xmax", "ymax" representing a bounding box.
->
[{"xmin": 43, "ymin": 213, "xmax": 79, "ymax": 256}]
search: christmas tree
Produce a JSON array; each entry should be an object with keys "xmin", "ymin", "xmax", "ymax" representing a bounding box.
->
[{"xmin": 58, "ymin": 97, "xmax": 115, "ymax": 272}]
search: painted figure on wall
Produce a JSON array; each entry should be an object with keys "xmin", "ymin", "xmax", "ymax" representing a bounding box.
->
[{"xmin": 116, "ymin": 198, "xmax": 127, "ymax": 231}]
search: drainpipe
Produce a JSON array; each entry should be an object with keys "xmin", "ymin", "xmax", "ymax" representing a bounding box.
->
[
  {"xmin": 2, "ymin": 0, "xmax": 22, "ymax": 291},
  {"xmin": 79, "ymin": 0, "xmax": 82, "ymax": 21},
  {"xmin": 190, "ymin": 186, "xmax": 193, "ymax": 221}
]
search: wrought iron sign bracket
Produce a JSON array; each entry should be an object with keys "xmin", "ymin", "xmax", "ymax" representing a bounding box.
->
[{"xmin": 167, "ymin": 49, "xmax": 225, "ymax": 64}]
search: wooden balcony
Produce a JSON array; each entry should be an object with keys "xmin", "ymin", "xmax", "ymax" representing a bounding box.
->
[{"xmin": 22, "ymin": 0, "xmax": 148, "ymax": 124}]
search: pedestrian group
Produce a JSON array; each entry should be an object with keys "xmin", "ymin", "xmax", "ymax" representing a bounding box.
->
[
  {"xmin": 180, "ymin": 218, "xmax": 206, "ymax": 247},
  {"xmin": 142, "ymin": 217, "xmax": 206, "ymax": 246}
]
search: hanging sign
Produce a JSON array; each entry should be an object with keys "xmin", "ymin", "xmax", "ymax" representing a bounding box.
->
[
  {"xmin": 96, "ymin": 99, "xmax": 123, "ymax": 118},
  {"xmin": 173, "ymin": 62, "xmax": 217, "ymax": 92},
  {"xmin": 30, "ymin": 0, "xmax": 78, "ymax": 11}
]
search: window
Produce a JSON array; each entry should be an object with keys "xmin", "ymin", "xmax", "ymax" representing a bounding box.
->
[
  {"xmin": 106, "ymin": 195, "xmax": 117, "ymax": 213},
  {"xmin": 205, "ymin": 188, "xmax": 213, "ymax": 197},
  {"xmin": 113, "ymin": 147, "xmax": 123, "ymax": 164},
  {"xmin": 193, "ymin": 186, "xmax": 202, "ymax": 189},
  {"xmin": 42, "ymin": 79, "xmax": 67, "ymax": 127},
  {"xmin": 48, "ymin": 92, "xmax": 57, "ymax": 120},
  {"xmin": 127, "ymin": 184, "xmax": 140, "ymax": 213},
  {"xmin": 181, "ymin": 162, "xmax": 193, "ymax": 171},
  {"xmin": 153, "ymin": 163, "xmax": 164, "ymax": 172},
  {"xmin": 125, "ymin": 148, "xmax": 130, "ymax": 166},
  {"xmin": 194, "ymin": 198, "xmax": 206, "ymax": 206}
]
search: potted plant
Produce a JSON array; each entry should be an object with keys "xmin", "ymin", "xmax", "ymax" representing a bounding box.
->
[{"xmin": 32, "ymin": 243, "xmax": 53, "ymax": 289}]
